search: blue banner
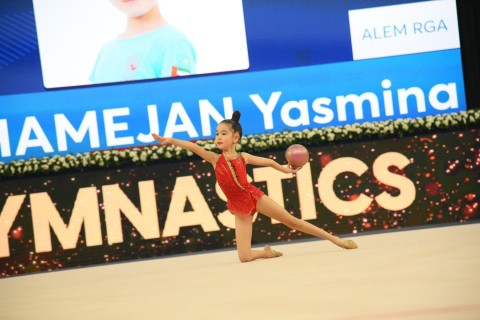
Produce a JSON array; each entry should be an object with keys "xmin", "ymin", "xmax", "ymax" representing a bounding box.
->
[{"xmin": 0, "ymin": 49, "xmax": 465, "ymax": 161}]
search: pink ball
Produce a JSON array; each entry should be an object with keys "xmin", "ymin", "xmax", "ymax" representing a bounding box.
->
[{"xmin": 285, "ymin": 144, "xmax": 309, "ymax": 169}]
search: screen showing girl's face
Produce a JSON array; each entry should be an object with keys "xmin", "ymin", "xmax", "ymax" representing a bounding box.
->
[
  {"xmin": 32, "ymin": 0, "xmax": 249, "ymax": 89},
  {"xmin": 110, "ymin": 0, "xmax": 158, "ymax": 18},
  {"xmin": 2, "ymin": 0, "xmax": 466, "ymax": 163}
]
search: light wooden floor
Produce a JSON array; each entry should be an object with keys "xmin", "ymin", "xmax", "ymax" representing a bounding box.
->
[{"xmin": 1, "ymin": 223, "xmax": 480, "ymax": 320}]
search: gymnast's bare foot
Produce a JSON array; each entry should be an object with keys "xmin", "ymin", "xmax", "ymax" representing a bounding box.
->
[
  {"xmin": 334, "ymin": 237, "xmax": 358, "ymax": 249},
  {"xmin": 264, "ymin": 245, "xmax": 283, "ymax": 258}
]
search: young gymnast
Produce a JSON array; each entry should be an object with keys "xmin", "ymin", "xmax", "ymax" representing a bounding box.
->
[{"xmin": 152, "ymin": 111, "xmax": 358, "ymax": 262}]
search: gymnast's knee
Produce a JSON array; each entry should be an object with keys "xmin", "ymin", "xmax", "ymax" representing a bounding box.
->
[{"xmin": 238, "ymin": 253, "xmax": 253, "ymax": 263}]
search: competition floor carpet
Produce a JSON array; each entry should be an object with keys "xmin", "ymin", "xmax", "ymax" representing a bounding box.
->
[{"xmin": 1, "ymin": 222, "xmax": 479, "ymax": 320}]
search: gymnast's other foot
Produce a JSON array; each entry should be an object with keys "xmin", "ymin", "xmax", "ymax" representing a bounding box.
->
[
  {"xmin": 335, "ymin": 238, "xmax": 358, "ymax": 249},
  {"xmin": 264, "ymin": 245, "xmax": 283, "ymax": 258}
]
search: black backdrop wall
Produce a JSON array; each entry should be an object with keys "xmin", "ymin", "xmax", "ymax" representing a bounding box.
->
[{"xmin": 457, "ymin": 0, "xmax": 480, "ymax": 109}]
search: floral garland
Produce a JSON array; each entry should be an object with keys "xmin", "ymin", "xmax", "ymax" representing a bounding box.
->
[{"xmin": 1, "ymin": 110, "xmax": 479, "ymax": 179}]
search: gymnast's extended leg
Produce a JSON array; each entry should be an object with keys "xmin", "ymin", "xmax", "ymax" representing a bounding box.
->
[{"xmin": 256, "ymin": 195, "xmax": 357, "ymax": 249}]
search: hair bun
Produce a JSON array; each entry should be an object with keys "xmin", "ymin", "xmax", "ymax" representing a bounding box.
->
[{"xmin": 231, "ymin": 111, "xmax": 241, "ymax": 122}]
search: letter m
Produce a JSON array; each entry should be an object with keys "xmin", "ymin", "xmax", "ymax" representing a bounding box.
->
[
  {"xmin": 336, "ymin": 92, "xmax": 380, "ymax": 121},
  {"xmin": 30, "ymin": 187, "xmax": 102, "ymax": 253},
  {"xmin": 54, "ymin": 111, "xmax": 100, "ymax": 152}
]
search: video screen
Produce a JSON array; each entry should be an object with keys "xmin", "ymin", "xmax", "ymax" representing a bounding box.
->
[
  {"xmin": 0, "ymin": 0, "xmax": 466, "ymax": 163},
  {"xmin": 32, "ymin": 0, "xmax": 249, "ymax": 88}
]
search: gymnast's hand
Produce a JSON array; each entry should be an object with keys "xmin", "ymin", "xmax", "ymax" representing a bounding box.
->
[
  {"xmin": 151, "ymin": 133, "xmax": 173, "ymax": 146},
  {"xmin": 285, "ymin": 165, "xmax": 302, "ymax": 174}
]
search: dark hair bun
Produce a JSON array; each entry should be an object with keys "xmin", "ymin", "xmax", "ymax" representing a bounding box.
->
[{"xmin": 231, "ymin": 111, "xmax": 241, "ymax": 122}]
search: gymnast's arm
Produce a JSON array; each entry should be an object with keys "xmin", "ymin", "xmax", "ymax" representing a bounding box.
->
[
  {"xmin": 242, "ymin": 152, "xmax": 299, "ymax": 174},
  {"xmin": 151, "ymin": 133, "xmax": 218, "ymax": 165}
]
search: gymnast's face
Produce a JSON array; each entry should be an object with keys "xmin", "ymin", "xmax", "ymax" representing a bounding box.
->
[
  {"xmin": 215, "ymin": 123, "xmax": 239, "ymax": 151},
  {"xmin": 110, "ymin": 0, "xmax": 158, "ymax": 18}
]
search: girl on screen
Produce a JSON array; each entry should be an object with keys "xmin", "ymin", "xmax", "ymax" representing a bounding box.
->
[
  {"xmin": 151, "ymin": 111, "xmax": 358, "ymax": 262},
  {"xmin": 90, "ymin": 0, "xmax": 196, "ymax": 84}
]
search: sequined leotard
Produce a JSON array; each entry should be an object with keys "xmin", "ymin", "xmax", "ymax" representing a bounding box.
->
[{"xmin": 215, "ymin": 153, "xmax": 264, "ymax": 216}]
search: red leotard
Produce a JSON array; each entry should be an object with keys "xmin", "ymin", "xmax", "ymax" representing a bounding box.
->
[{"xmin": 215, "ymin": 153, "xmax": 264, "ymax": 216}]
